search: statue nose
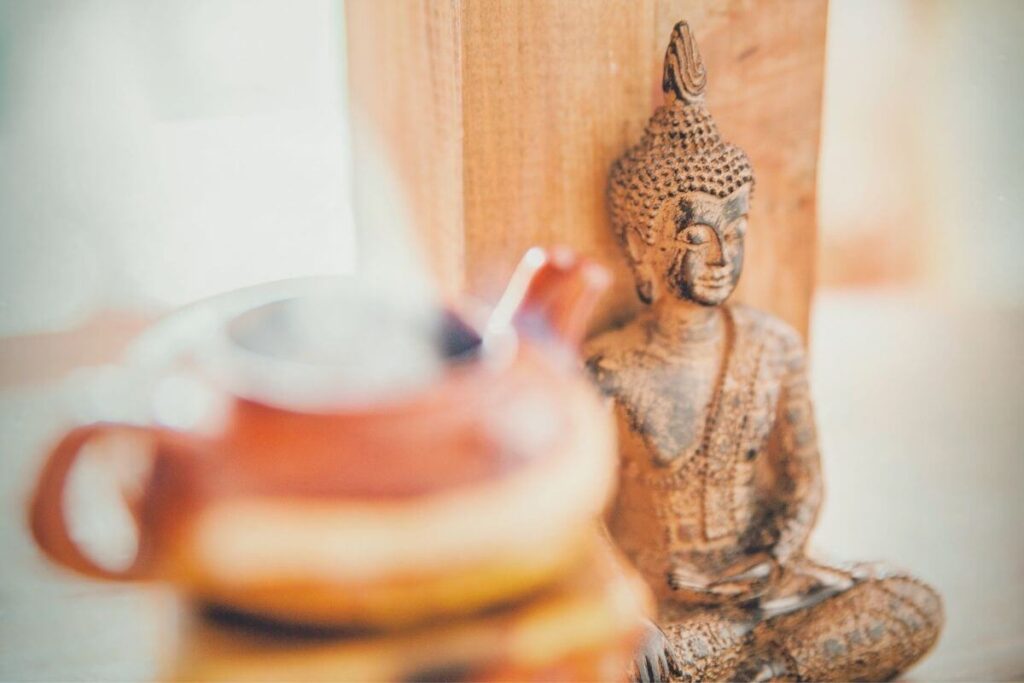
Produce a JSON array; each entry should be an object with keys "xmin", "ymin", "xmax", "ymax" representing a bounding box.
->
[{"xmin": 706, "ymin": 232, "xmax": 726, "ymax": 266}]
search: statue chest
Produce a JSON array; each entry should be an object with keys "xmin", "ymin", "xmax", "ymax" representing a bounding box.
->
[{"xmin": 613, "ymin": 332, "xmax": 783, "ymax": 543}]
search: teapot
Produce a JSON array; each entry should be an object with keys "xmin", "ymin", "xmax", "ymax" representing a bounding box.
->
[{"xmin": 29, "ymin": 247, "xmax": 616, "ymax": 628}]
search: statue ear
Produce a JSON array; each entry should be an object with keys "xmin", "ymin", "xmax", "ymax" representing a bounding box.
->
[{"xmin": 623, "ymin": 227, "xmax": 657, "ymax": 305}]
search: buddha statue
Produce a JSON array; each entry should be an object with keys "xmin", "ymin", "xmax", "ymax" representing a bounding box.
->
[{"xmin": 584, "ymin": 21, "xmax": 942, "ymax": 682}]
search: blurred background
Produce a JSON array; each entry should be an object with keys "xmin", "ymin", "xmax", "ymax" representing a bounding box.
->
[
  {"xmin": 0, "ymin": 0, "xmax": 1021, "ymax": 679},
  {"xmin": 813, "ymin": 2, "xmax": 1023, "ymax": 678}
]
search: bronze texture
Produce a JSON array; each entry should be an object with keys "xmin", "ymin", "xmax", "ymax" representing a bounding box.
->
[{"xmin": 586, "ymin": 21, "xmax": 942, "ymax": 683}]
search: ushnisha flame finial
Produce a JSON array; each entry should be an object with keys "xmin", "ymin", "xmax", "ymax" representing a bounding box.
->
[{"xmin": 662, "ymin": 21, "xmax": 707, "ymax": 105}]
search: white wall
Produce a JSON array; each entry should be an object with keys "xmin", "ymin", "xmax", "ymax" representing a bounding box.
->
[{"xmin": 0, "ymin": 0, "xmax": 356, "ymax": 335}]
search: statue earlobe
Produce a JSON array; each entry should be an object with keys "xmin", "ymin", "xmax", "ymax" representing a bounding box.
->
[
  {"xmin": 624, "ymin": 227, "xmax": 657, "ymax": 305},
  {"xmin": 635, "ymin": 276, "xmax": 654, "ymax": 305}
]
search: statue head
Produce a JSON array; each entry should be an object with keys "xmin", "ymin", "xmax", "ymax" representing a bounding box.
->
[{"xmin": 608, "ymin": 21, "xmax": 753, "ymax": 307}]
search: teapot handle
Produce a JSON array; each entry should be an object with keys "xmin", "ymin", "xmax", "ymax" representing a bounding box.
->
[
  {"xmin": 29, "ymin": 423, "xmax": 164, "ymax": 581},
  {"xmin": 493, "ymin": 247, "xmax": 610, "ymax": 351}
]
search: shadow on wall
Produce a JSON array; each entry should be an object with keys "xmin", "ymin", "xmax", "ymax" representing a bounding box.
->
[{"xmin": 817, "ymin": 0, "xmax": 1024, "ymax": 305}]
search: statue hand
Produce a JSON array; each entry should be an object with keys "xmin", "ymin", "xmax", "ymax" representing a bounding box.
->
[
  {"xmin": 631, "ymin": 619, "xmax": 677, "ymax": 683},
  {"xmin": 668, "ymin": 554, "xmax": 778, "ymax": 603},
  {"xmin": 666, "ymin": 564, "xmax": 714, "ymax": 594},
  {"xmin": 707, "ymin": 553, "xmax": 779, "ymax": 600}
]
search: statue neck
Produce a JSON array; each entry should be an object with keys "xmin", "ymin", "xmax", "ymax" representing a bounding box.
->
[{"xmin": 649, "ymin": 297, "xmax": 723, "ymax": 343}]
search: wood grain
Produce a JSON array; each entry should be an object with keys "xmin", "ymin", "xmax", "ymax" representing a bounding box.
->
[{"xmin": 345, "ymin": 0, "xmax": 827, "ymax": 336}]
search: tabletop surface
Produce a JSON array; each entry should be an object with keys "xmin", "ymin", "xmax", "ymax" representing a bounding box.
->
[{"xmin": 1, "ymin": 291, "xmax": 1022, "ymax": 681}]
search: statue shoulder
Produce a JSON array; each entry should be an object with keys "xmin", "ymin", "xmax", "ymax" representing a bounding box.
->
[
  {"xmin": 582, "ymin": 323, "xmax": 641, "ymax": 397},
  {"xmin": 728, "ymin": 304, "xmax": 807, "ymax": 369}
]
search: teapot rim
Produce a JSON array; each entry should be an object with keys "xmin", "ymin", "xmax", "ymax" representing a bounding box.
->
[{"xmin": 124, "ymin": 275, "xmax": 526, "ymax": 417}]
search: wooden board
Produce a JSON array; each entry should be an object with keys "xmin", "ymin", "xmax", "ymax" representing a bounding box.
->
[
  {"xmin": 346, "ymin": 0, "xmax": 828, "ymax": 337},
  {"xmin": 345, "ymin": 0, "xmax": 465, "ymax": 293}
]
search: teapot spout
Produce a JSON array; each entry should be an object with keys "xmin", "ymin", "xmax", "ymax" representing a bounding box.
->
[{"xmin": 489, "ymin": 247, "xmax": 610, "ymax": 351}]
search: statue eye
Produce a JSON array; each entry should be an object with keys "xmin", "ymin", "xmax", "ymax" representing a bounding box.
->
[{"xmin": 679, "ymin": 225, "xmax": 711, "ymax": 245}]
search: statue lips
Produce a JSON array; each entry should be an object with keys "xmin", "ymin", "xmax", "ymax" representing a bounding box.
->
[
  {"xmin": 691, "ymin": 271, "xmax": 735, "ymax": 303},
  {"xmin": 697, "ymin": 272, "xmax": 732, "ymax": 288}
]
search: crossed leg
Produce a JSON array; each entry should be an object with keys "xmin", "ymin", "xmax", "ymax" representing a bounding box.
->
[{"xmin": 650, "ymin": 559, "xmax": 942, "ymax": 682}]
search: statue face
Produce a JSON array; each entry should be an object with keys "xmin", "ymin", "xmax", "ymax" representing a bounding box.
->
[{"xmin": 642, "ymin": 185, "xmax": 749, "ymax": 306}]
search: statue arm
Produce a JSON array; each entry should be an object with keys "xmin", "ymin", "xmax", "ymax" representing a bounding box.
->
[{"xmin": 769, "ymin": 341, "xmax": 823, "ymax": 565}]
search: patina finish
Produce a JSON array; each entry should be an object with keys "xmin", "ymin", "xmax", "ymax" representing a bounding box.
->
[{"xmin": 586, "ymin": 21, "xmax": 942, "ymax": 682}]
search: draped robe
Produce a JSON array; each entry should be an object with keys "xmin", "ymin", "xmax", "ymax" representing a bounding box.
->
[{"xmin": 588, "ymin": 304, "xmax": 819, "ymax": 603}]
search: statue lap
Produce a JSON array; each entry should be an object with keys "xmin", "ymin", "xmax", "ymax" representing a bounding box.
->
[{"xmin": 657, "ymin": 559, "xmax": 942, "ymax": 682}]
